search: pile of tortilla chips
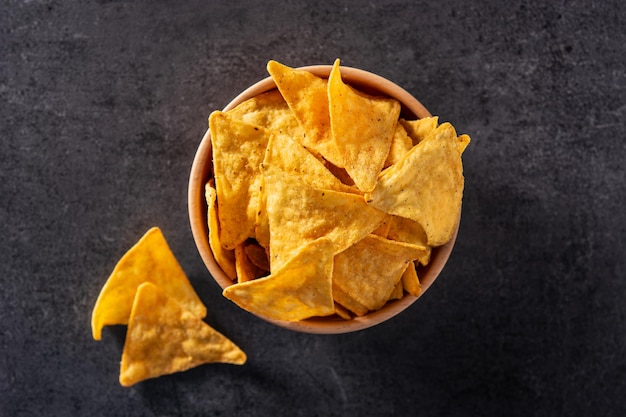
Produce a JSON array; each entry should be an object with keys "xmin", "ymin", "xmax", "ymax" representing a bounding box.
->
[
  {"xmin": 208, "ymin": 59, "xmax": 470, "ymax": 323},
  {"xmin": 91, "ymin": 227, "xmax": 246, "ymax": 387}
]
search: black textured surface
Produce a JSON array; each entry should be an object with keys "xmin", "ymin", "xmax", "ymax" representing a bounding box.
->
[{"xmin": 2, "ymin": 1, "xmax": 625, "ymax": 416}]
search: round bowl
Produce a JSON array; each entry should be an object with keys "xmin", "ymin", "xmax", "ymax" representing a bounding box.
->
[{"xmin": 188, "ymin": 65, "xmax": 458, "ymax": 334}]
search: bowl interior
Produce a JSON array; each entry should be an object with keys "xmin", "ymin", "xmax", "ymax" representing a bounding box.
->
[{"xmin": 188, "ymin": 65, "xmax": 458, "ymax": 334}]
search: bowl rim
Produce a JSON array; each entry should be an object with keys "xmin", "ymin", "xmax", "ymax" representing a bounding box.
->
[{"xmin": 188, "ymin": 64, "xmax": 458, "ymax": 334}]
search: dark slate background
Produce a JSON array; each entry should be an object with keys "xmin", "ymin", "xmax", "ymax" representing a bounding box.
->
[{"xmin": 2, "ymin": 0, "xmax": 625, "ymax": 416}]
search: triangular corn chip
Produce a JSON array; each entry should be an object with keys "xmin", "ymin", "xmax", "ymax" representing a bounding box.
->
[
  {"xmin": 205, "ymin": 182, "xmax": 236, "ymax": 280},
  {"xmin": 384, "ymin": 122, "xmax": 413, "ymax": 169},
  {"xmin": 234, "ymin": 243, "xmax": 265, "ymax": 283},
  {"xmin": 387, "ymin": 215, "xmax": 432, "ymax": 266},
  {"xmin": 119, "ymin": 283, "xmax": 246, "ymax": 387},
  {"xmin": 267, "ymin": 60, "xmax": 343, "ymax": 167},
  {"xmin": 328, "ymin": 59, "xmax": 401, "ymax": 192},
  {"xmin": 333, "ymin": 234, "xmax": 428, "ymax": 311},
  {"xmin": 331, "ymin": 283, "xmax": 369, "ymax": 317},
  {"xmin": 223, "ymin": 238, "xmax": 335, "ymax": 322},
  {"xmin": 365, "ymin": 123, "xmax": 468, "ymax": 246},
  {"xmin": 262, "ymin": 164, "xmax": 387, "ymax": 271},
  {"xmin": 210, "ymin": 111, "xmax": 271, "ymax": 249},
  {"xmin": 263, "ymin": 133, "xmax": 358, "ymax": 194},
  {"xmin": 401, "ymin": 261, "xmax": 422, "ymax": 297},
  {"xmin": 400, "ymin": 116, "xmax": 439, "ymax": 146},
  {"xmin": 91, "ymin": 227, "xmax": 206, "ymax": 340},
  {"xmin": 226, "ymin": 89, "xmax": 304, "ymax": 142}
]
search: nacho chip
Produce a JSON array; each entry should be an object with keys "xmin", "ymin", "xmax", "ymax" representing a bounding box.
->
[
  {"xmin": 205, "ymin": 182, "xmax": 236, "ymax": 279},
  {"xmin": 388, "ymin": 280, "xmax": 404, "ymax": 301},
  {"xmin": 333, "ymin": 234, "xmax": 427, "ymax": 311},
  {"xmin": 226, "ymin": 89, "xmax": 304, "ymax": 141},
  {"xmin": 243, "ymin": 241, "xmax": 270, "ymax": 272},
  {"xmin": 334, "ymin": 302, "xmax": 353, "ymax": 320},
  {"xmin": 384, "ymin": 122, "xmax": 413, "ymax": 169},
  {"xmin": 119, "ymin": 283, "xmax": 246, "ymax": 387},
  {"xmin": 331, "ymin": 285, "xmax": 369, "ymax": 317},
  {"xmin": 328, "ymin": 59, "xmax": 401, "ymax": 192},
  {"xmin": 263, "ymin": 133, "xmax": 358, "ymax": 194},
  {"xmin": 267, "ymin": 60, "xmax": 343, "ymax": 167},
  {"xmin": 234, "ymin": 244, "xmax": 264, "ymax": 283},
  {"xmin": 365, "ymin": 123, "xmax": 468, "ymax": 246},
  {"xmin": 91, "ymin": 227, "xmax": 206, "ymax": 341},
  {"xmin": 223, "ymin": 238, "xmax": 335, "ymax": 322},
  {"xmin": 262, "ymin": 164, "xmax": 387, "ymax": 271},
  {"xmin": 387, "ymin": 215, "xmax": 431, "ymax": 265},
  {"xmin": 401, "ymin": 261, "xmax": 422, "ymax": 297},
  {"xmin": 400, "ymin": 116, "xmax": 439, "ymax": 146},
  {"xmin": 210, "ymin": 111, "xmax": 271, "ymax": 249}
]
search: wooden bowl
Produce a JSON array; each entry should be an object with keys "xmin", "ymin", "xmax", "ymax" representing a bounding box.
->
[{"xmin": 188, "ymin": 65, "xmax": 458, "ymax": 334}]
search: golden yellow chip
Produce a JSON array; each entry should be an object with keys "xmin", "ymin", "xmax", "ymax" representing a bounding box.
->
[
  {"xmin": 263, "ymin": 133, "xmax": 358, "ymax": 194},
  {"xmin": 328, "ymin": 59, "xmax": 401, "ymax": 192},
  {"xmin": 400, "ymin": 116, "xmax": 439, "ymax": 146},
  {"xmin": 331, "ymin": 285, "xmax": 369, "ymax": 317},
  {"xmin": 388, "ymin": 280, "xmax": 404, "ymax": 301},
  {"xmin": 223, "ymin": 238, "xmax": 335, "ymax": 322},
  {"xmin": 365, "ymin": 123, "xmax": 469, "ymax": 246},
  {"xmin": 234, "ymin": 244, "xmax": 264, "ymax": 283},
  {"xmin": 205, "ymin": 182, "xmax": 236, "ymax": 280},
  {"xmin": 333, "ymin": 234, "xmax": 428, "ymax": 311},
  {"xmin": 119, "ymin": 283, "xmax": 246, "ymax": 387},
  {"xmin": 243, "ymin": 241, "xmax": 270, "ymax": 272},
  {"xmin": 226, "ymin": 89, "xmax": 304, "ymax": 141},
  {"xmin": 262, "ymin": 164, "xmax": 387, "ymax": 271},
  {"xmin": 267, "ymin": 60, "xmax": 343, "ymax": 167},
  {"xmin": 91, "ymin": 227, "xmax": 206, "ymax": 341},
  {"xmin": 209, "ymin": 111, "xmax": 271, "ymax": 250},
  {"xmin": 387, "ymin": 215, "xmax": 431, "ymax": 265},
  {"xmin": 384, "ymin": 122, "xmax": 413, "ymax": 169},
  {"xmin": 401, "ymin": 261, "xmax": 422, "ymax": 297}
]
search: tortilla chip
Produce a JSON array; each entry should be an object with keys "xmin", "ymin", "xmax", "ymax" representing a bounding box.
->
[
  {"xmin": 267, "ymin": 60, "xmax": 343, "ymax": 167},
  {"xmin": 263, "ymin": 133, "xmax": 358, "ymax": 194},
  {"xmin": 91, "ymin": 227, "xmax": 206, "ymax": 341},
  {"xmin": 384, "ymin": 122, "xmax": 413, "ymax": 168},
  {"xmin": 401, "ymin": 261, "xmax": 422, "ymax": 297},
  {"xmin": 262, "ymin": 164, "xmax": 387, "ymax": 271},
  {"xmin": 226, "ymin": 89, "xmax": 304, "ymax": 141},
  {"xmin": 328, "ymin": 59, "xmax": 401, "ymax": 192},
  {"xmin": 205, "ymin": 182, "xmax": 237, "ymax": 279},
  {"xmin": 400, "ymin": 116, "xmax": 439, "ymax": 146},
  {"xmin": 387, "ymin": 215, "xmax": 431, "ymax": 265},
  {"xmin": 223, "ymin": 238, "xmax": 335, "ymax": 322},
  {"xmin": 388, "ymin": 280, "xmax": 404, "ymax": 301},
  {"xmin": 210, "ymin": 111, "xmax": 271, "ymax": 249},
  {"xmin": 119, "ymin": 283, "xmax": 246, "ymax": 387},
  {"xmin": 365, "ymin": 123, "xmax": 467, "ymax": 246},
  {"xmin": 243, "ymin": 241, "xmax": 270, "ymax": 272},
  {"xmin": 234, "ymin": 244, "xmax": 264, "ymax": 283},
  {"xmin": 334, "ymin": 303, "xmax": 353, "ymax": 320},
  {"xmin": 333, "ymin": 234, "xmax": 427, "ymax": 311},
  {"xmin": 332, "ymin": 285, "xmax": 369, "ymax": 317}
]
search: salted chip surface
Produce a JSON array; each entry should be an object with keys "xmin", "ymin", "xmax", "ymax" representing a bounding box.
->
[
  {"xmin": 210, "ymin": 111, "xmax": 271, "ymax": 249},
  {"xmin": 401, "ymin": 261, "xmax": 422, "ymax": 297},
  {"xmin": 328, "ymin": 59, "xmax": 401, "ymax": 192},
  {"xmin": 119, "ymin": 283, "xmax": 246, "ymax": 387},
  {"xmin": 205, "ymin": 182, "xmax": 236, "ymax": 280},
  {"xmin": 226, "ymin": 89, "xmax": 304, "ymax": 141},
  {"xmin": 333, "ymin": 234, "xmax": 429, "ymax": 311},
  {"xmin": 91, "ymin": 227, "xmax": 206, "ymax": 340},
  {"xmin": 400, "ymin": 116, "xmax": 439, "ymax": 146},
  {"xmin": 222, "ymin": 238, "xmax": 335, "ymax": 322},
  {"xmin": 267, "ymin": 60, "xmax": 343, "ymax": 167},
  {"xmin": 387, "ymin": 215, "xmax": 432, "ymax": 266},
  {"xmin": 262, "ymin": 164, "xmax": 387, "ymax": 271},
  {"xmin": 384, "ymin": 122, "xmax": 413, "ymax": 168},
  {"xmin": 365, "ymin": 122, "xmax": 468, "ymax": 246}
]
